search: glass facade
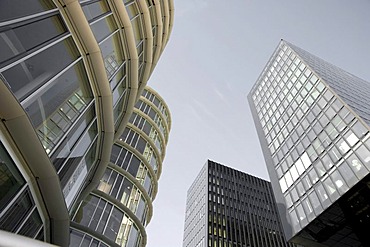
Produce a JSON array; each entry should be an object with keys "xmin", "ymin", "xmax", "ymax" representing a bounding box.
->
[
  {"xmin": 249, "ymin": 40, "xmax": 370, "ymax": 246},
  {"xmin": 183, "ymin": 160, "xmax": 295, "ymax": 247},
  {"xmin": 0, "ymin": 142, "xmax": 43, "ymax": 240},
  {"xmin": 0, "ymin": 0, "xmax": 173, "ymax": 246},
  {"xmin": 72, "ymin": 86, "xmax": 171, "ymax": 247}
]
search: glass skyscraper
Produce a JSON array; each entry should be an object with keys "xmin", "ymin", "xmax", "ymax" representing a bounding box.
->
[
  {"xmin": 183, "ymin": 160, "xmax": 294, "ymax": 247},
  {"xmin": 0, "ymin": 0, "xmax": 173, "ymax": 246},
  {"xmin": 248, "ymin": 40, "xmax": 370, "ymax": 246}
]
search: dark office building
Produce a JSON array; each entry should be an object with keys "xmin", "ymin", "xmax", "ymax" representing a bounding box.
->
[
  {"xmin": 183, "ymin": 160, "xmax": 295, "ymax": 247},
  {"xmin": 248, "ymin": 40, "xmax": 370, "ymax": 246}
]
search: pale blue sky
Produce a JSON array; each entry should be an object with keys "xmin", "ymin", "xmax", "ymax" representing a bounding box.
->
[{"xmin": 146, "ymin": 1, "xmax": 370, "ymax": 246}]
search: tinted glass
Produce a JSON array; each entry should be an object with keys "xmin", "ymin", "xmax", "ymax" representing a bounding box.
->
[
  {"xmin": 0, "ymin": 189, "xmax": 33, "ymax": 232},
  {"xmin": 0, "ymin": 143, "xmax": 25, "ymax": 211},
  {"xmin": 0, "ymin": 0, "xmax": 56, "ymax": 22},
  {"xmin": 2, "ymin": 37, "xmax": 80, "ymax": 101},
  {"xmin": 0, "ymin": 14, "xmax": 67, "ymax": 64}
]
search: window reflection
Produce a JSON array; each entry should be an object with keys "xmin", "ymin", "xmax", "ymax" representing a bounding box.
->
[
  {"xmin": 0, "ymin": 14, "xmax": 67, "ymax": 65},
  {"xmin": 0, "ymin": 0, "xmax": 56, "ymax": 22},
  {"xmin": 0, "ymin": 143, "xmax": 25, "ymax": 211},
  {"xmin": 3, "ymin": 37, "xmax": 80, "ymax": 101}
]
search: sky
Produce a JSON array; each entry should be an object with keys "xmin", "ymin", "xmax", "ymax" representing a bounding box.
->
[{"xmin": 145, "ymin": 1, "xmax": 370, "ymax": 246}]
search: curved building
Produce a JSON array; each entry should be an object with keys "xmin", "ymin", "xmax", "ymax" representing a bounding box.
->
[
  {"xmin": 0, "ymin": 0, "xmax": 173, "ymax": 246},
  {"xmin": 70, "ymin": 86, "xmax": 171, "ymax": 247}
]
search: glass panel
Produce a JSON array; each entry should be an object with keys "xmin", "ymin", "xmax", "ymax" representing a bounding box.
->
[
  {"xmin": 0, "ymin": 14, "xmax": 67, "ymax": 64},
  {"xmin": 90, "ymin": 15, "xmax": 117, "ymax": 43},
  {"xmin": 346, "ymin": 153, "xmax": 368, "ymax": 179},
  {"xmin": 330, "ymin": 170, "xmax": 348, "ymax": 195},
  {"xmin": 109, "ymin": 63, "xmax": 126, "ymax": 90},
  {"xmin": 294, "ymin": 159, "xmax": 304, "ymax": 176},
  {"xmin": 143, "ymin": 174, "xmax": 152, "ymax": 196},
  {"xmin": 356, "ymin": 145, "xmax": 370, "ymax": 170},
  {"xmin": 73, "ymin": 195, "xmax": 99, "ymax": 226},
  {"xmin": 50, "ymin": 106, "xmax": 95, "ymax": 171},
  {"xmin": 104, "ymin": 207, "xmax": 123, "ymax": 241},
  {"xmin": 323, "ymin": 177, "xmax": 339, "ymax": 201},
  {"xmin": 18, "ymin": 209, "xmax": 42, "ymax": 237},
  {"xmin": 315, "ymin": 183, "xmax": 330, "ymax": 208},
  {"xmin": 25, "ymin": 60, "xmax": 92, "ymax": 140},
  {"xmin": 119, "ymin": 179, "xmax": 133, "ymax": 206},
  {"xmin": 0, "ymin": 188, "xmax": 33, "ymax": 232},
  {"xmin": 352, "ymin": 121, "xmax": 368, "ymax": 138},
  {"xmin": 314, "ymin": 160, "xmax": 326, "ymax": 177},
  {"xmin": 126, "ymin": 224, "xmax": 139, "ymax": 247},
  {"xmin": 136, "ymin": 197, "xmax": 146, "ymax": 223},
  {"xmin": 0, "ymin": 143, "xmax": 25, "ymax": 211},
  {"xmin": 96, "ymin": 203, "xmax": 112, "ymax": 234},
  {"xmin": 289, "ymin": 210, "xmax": 300, "ymax": 233},
  {"xmin": 2, "ymin": 37, "xmax": 80, "ymax": 101},
  {"xmin": 338, "ymin": 162, "xmax": 358, "ymax": 187},
  {"xmin": 308, "ymin": 191, "xmax": 323, "ymax": 215},
  {"xmin": 284, "ymin": 170, "xmax": 293, "ymax": 188},
  {"xmin": 101, "ymin": 33, "xmax": 122, "ymax": 78},
  {"xmin": 289, "ymin": 165, "xmax": 299, "ymax": 182},
  {"xmin": 296, "ymin": 204, "xmax": 307, "ymax": 226},
  {"xmin": 82, "ymin": 0, "xmax": 110, "ymax": 22},
  {"xmin": 301, "ymin": 152, "xmax": 311, "ymax": 169},
  {"xmin": 308, "ymin": 168, "xmax": 318, "ymax": 184},
  {"xmin": 339, "ymin": 139, "xmax": 349, "ymax": 154},
  {"xmin": 0, "ymin": 0, "xmax": 56, "ymax": 22}
]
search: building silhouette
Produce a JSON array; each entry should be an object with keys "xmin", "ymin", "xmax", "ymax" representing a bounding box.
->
[
  {"xmin": 0, "ymin": 0, "xmax": 173, "ymax": 246},
  {"xmin": 183, "ymin": 160, "xmax": 294, "ymax": 247},
  {"xmin": 248, "ymin": 40, "xmax": 370, "ymax": 246}
]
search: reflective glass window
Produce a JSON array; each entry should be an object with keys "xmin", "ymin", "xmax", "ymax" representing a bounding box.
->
[
  {"xmin": 338, "ymin": 162, "xmax": 358, "ymax": 187},
  {"xmin": 0, "ymin": 188, "xmax": 33, "ymax": 232},
  {"xmin": 24, "ymin": 60, "xmax": 92, "ymax": 131},
  {"xmin": 2, "ymin": 37, "xmax": 80, "ymax": 101},
  {"xmin": 50, "ymin": 106, "xmax": 95, "ymax": 171},
  {"xmin": 308, "ymin": 191, "xmax": 322, "ymax": 215},
  {"xmin": 0, "ymin": 143, "xmax": 25, "ymax": 211},
  {"xmin": 18, "ymin": 209, "xmax": 42, "ymax": 238},
  {"xmin": 82, "ymin": 0, "xmax": 110, "ymax": 21},
  {"xmin": 346, "ymin": 153, "xmax": 368, "ymax": 179},
  {"xmin": 323, "ymin": 177, "xmax": 339, "ymax": 201},
  {"xmin": 315, "ymin": 183, "xmax": 330, "ymax": 208},
  {"xmin": 357, "ymin": 144, "xmax": 370, "ymax": 169},
  {"xmin": 90, "ymin": 15, "xmax": 117, "ymax": 43},
  {"xmin": 0, "ymin": 14, "xmax": 67, "ymax": 64},
  {"xmin": 0, "ymin": 0, "xmax": 56, "ymax": 22}
]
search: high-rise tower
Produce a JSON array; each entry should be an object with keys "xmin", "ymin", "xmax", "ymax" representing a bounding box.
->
[
  {"xmin": 248, "ymin": 40, "xmax": 370, "ymax": 246},
  {"xmin": 0, "ymin": 0, "xmax": 173, "ymax": 246},
  {"xmin": 183, "ymin": 160, "xmax": 294, "ymax": 247}
]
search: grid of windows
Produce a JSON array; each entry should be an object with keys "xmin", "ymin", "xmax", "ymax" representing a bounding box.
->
[
  {"xmin": 73, "ymin": 86, "xmax": 170, "ymax": 247},
  {"xmin": 0, "ymin": 143, "xmax": 43, "ymax": 239},
  {"xmin": 183, "ymin": 163, "xmax": 207, "ymax": 247},
  {"xmin": 183, "ymin": 161, "xmax": 294, "ymax": 247},
  {"xmin": 135, "ymin": 98, "xmax": 170, "ymax": 141},
  {"xmin": 119, "ymin": 127, "xmax": 160, "ymax": 172},
  {"xmin": 128, "ymin": 112, "xmax": 164, "ymax": 156},
  {"xmin": 70, "ymin": 228, "xmax": 109, "ymax": 247},
  {"xmin": 142, "ymin": 89, "xmax": 171, "ymax": 127},
  {"xmin": 206, "ymin": 161, "xmax": 294, "ymax": 247},
  {"xmin": 110, "ymin": 145, "xmax": 154, "ymax": 197},
  {"xmin": 97, "ymin": 167, "xmax": 148, "ymax": 224},
  {"xmin": 250, "ymin": 43, "xmax": 370, "ymax": 234},
  {"xmin": 249, "ymin": 40, "xmax": 370, "ymax": 245},
  {"xmin": 73, "ymin": 194, "xmax": 142, "ymax": 247}
]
